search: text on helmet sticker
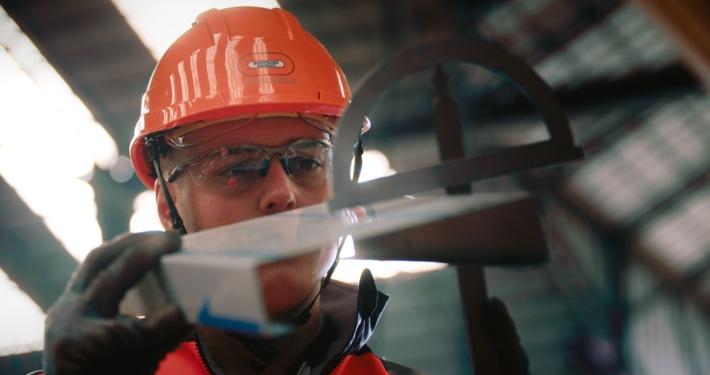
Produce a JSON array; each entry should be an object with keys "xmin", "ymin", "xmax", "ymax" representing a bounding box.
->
[
  {"xmin": 238, "ymin": 53, "xmax": 294, "ymax": 76},
  {"xmin": 247, "ymin": 60, "xmax": 285, "ymax": 69}
]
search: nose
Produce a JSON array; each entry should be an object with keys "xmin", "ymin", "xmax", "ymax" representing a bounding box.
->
[{"xmin": 258, "ymin": 157, "xmax": 297, "ymax": 214}]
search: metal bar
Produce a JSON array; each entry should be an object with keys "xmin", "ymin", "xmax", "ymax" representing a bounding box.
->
[
  {"xmin": 353, "ymin": 194, "xmax": 548, "ymax": 265},
  {"xmin": 433, "ymin": 63, "xmax": 472, "ymax": 195},
  {"xmin": 457, "ymin": 265, "xmax": 500, "ymax": 375},
  {"xmin": 431, "ymin": 64, "xmax": 499, "ymax": 375},
  {"xmin": 334, "ymin": 141, "xmax": 582, "ymax": 208}
]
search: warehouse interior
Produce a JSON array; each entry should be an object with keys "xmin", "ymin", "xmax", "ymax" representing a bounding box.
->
[{"xmin": 1, "ymin": 0, "xmax": 709, "ymax": 374}]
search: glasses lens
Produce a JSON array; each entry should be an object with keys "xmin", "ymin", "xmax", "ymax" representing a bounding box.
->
[
  {"xmin": 283, "ymin": 140, "xmax": 332, "ymax": 184},
  {"xmin": 188, "ymin": 146, "xmax": 265, "ymax": 189},
  {"xmin": 183, "ymin": 139, "xmax": 331, "ymax": 189}
]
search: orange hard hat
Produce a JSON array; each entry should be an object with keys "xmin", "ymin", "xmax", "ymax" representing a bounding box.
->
[{"xmin": 130, "ymin": 7, "xmax": 352, "ymax": 188}]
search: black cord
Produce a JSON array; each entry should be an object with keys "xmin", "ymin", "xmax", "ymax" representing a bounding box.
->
[
  {"xmin": 352, "ymin": 132, "xmax": 364, "ymax": 183},
  {"xmin": 321, "ymin": 236, "xmax": 344, "ymax": 290},
  {"xmin": 145, "ymin": 135, "xmax": 188, "ymax": 235}
]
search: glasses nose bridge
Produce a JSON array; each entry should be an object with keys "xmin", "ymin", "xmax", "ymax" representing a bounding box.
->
[
  {"xmin": 259, "ymin": 147, "xmax": 295, "ymax": 179},
  {"xmin": 260, "ymin": 142, "xmax": 293, "ymax": 158},
  {"xmin": 259, "ymin": 144, "xmax": 297, "ymax": 177}
]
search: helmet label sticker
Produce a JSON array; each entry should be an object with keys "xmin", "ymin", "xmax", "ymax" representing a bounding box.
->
[
  {"xmin": 238, "ymin": 53, "xmax": 294, "ymax": 76},
  {"xmin": 247, "ymin": 60, "xmax": 285, "ymax": 69}
]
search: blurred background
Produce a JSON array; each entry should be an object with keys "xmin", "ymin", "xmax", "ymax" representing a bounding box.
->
[{"xmin": 1, "ymin": 0, "xmax": 709, "ymax": 374}]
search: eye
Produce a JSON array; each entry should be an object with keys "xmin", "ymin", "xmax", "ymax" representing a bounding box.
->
[
  {"xmin": 291, "ymin": 157, "xmax": 323, "ymax": 172},
  {"xmin": 220, "ymin": 160, "xmax": 259, "ymax": 177}
]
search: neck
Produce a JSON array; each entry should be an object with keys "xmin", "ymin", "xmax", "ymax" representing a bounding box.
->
[{"xmin": 199, "ymin": 299, "xmax": 322, "ymax": 375}]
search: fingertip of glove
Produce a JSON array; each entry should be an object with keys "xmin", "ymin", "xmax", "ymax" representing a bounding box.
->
[{"xmin": 139, "ymin": 231, "xmax": 182, "ymax": 255}]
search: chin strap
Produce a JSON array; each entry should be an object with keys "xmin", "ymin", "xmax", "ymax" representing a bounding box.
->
[
  {"xmin": 232, "ymin": 236, "xmax": 346, "ymax": 373},
  {"xmin": 146, "ymin": 135, "xmax": 188, "ymax": 235}
]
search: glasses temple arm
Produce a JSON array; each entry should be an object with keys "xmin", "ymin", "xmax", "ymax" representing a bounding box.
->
[{"xmin": 146, "ymin": 135, "xmax": 188, "ymax": 235}]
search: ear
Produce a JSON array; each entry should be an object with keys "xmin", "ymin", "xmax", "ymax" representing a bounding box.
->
[{"xmin": 154, "ymin": 179, "xmax": 176, "ymax": 231}]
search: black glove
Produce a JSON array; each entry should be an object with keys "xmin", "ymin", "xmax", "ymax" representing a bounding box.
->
[
  {"xmin": 44, "ymin": 232, "xmax": 194, "ymax": 375},
  {"xmin": 483, "ymin": 298, "xmax": 530, "ymax": 375}
]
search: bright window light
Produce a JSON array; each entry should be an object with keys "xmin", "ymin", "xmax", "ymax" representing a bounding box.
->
[
  {"xmin": 112, "ymin": 0, "xmax": 282, "ymax": 60},
  {"xmin": 332, "ymin": 260, "xmax": 448, "ymax": 284},
  {"xmin": 353, "ymin": 149, "xmax": 397, "ymax": 183},
  {"xmin": 0, "ymin": 10, "xmax": 118, "ymax": 170},
  {"xmin": 130, "ymin": 190, "xmax": 163, "ymax": 233},
  {"xmin": 339, "ymin": 235, "xmax": 356, "ymax": 258},
  {"xmin": 0, "ymin": 269, "xmax": 45, "ymax": 355},
  {"xmin": 0, "ymin": 9, "xmax": 114, "ymax": 261},
  {"xmin": 340, "ymin": 150, "xmax": 446, "ymax": 282}
]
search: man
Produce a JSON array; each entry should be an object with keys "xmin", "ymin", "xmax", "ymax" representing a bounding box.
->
[
  {"xmin": 41, "ymin": 6, "xmax": 399, "ymax": 375},
  {"xmin": 41, "ymin": 6, "xmax": 530, "ymax": 375}
]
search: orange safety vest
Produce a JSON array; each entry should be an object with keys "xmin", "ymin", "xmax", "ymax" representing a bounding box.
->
[{"xmin": 156, "ymin": 341, "xmax": 390, "ymax": 375}]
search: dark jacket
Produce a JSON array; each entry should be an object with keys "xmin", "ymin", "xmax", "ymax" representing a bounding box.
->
[{"xmin": 157, "ymin": 273, "xmax": 403, "ymax": 375}]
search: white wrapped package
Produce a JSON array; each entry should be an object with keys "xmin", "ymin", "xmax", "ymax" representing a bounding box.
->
[{"xmin": 121, "ymin": 193, "xmax": 527, "ymax": 335}]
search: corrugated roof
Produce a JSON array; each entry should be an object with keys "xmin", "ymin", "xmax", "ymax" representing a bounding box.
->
[{"xmin": 566, "ymin": 94, "xmax": 710, "ymax": 224}]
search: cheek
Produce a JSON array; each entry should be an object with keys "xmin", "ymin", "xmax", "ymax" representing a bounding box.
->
[
  {"xmin": 178, "ymin": 187, "xmax": 260, "ymax": 232},
  {"xmin": 177, "ymin": 181, "xmax": 329, "ymax": 232},
  {"xmin": 257, "ymin": 243, "xmax": 337, "ymax": 320},
  {"xmin": 300, "ymin": 182, "xmax": 330, "ymax": 206}
]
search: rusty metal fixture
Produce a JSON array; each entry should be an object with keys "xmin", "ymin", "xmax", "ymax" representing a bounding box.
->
[
  {"xmin": 329, "ymin": 39, "xmax": 583, "ymax": 209},
  {"xmin": 329, "ymin": 39, "xmax": 584, "ymax": 375}
]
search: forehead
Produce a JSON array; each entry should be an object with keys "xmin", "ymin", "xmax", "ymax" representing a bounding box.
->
[{"xmin": 180, "ymin": 116, "xmax": 330, "ymax": 155}]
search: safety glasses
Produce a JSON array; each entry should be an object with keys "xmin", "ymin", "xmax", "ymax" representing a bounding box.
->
[{"xmin": 166, "ymin": 138, "xmax": 332, "ymax": 190}]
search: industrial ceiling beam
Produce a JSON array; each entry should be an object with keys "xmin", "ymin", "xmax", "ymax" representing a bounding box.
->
[
  {"xmin": 629, "ymin": 0, "xmax": 710, "ymax": 88},
  {"xmin": 1, "ymin": 0, "xmax": 158, "ymax": 239},
  {"xmin": 0, "ymin": 0, "xmax": 155, "ymax": 148},
  {"xmin": 627, "ymin": 164, "xmax": 710, "ymax": 232},
  {"xmin": 356, "ymin": 63, "xmax": 698, "ymax": 145},
  {"xmin": 523, "ymin": 0, "xmax": 623, "ymax": 65},
  {"xmin": 466, "ymin": 64, "xmax": 699, "ymax": 127},
  {"xmin": 0, "ymin": 176, "xmax": 77, "ymax": 311}
]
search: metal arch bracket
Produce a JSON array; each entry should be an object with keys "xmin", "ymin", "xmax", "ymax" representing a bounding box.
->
[{"xmin": 329, "ymin": 39, "xmax": 584, "ymax": 209}]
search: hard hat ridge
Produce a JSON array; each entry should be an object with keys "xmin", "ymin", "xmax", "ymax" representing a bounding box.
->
[{"xmin": 195, "ymin": 8, "xmax": 230, "ymax": 45}]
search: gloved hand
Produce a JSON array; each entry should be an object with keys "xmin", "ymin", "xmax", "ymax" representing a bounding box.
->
[
  {"xmin": 44, "ymin": 232, "xmax": 194, "ymax": 375},
  {"xmin": 483, "ymin": 298, "xmax": 530, "ymax": 375}
]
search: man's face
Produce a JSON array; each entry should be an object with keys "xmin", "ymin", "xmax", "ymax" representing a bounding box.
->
[{"xmin": 156, "ymin": 116, "xmax": 336, "ymax": 321}]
